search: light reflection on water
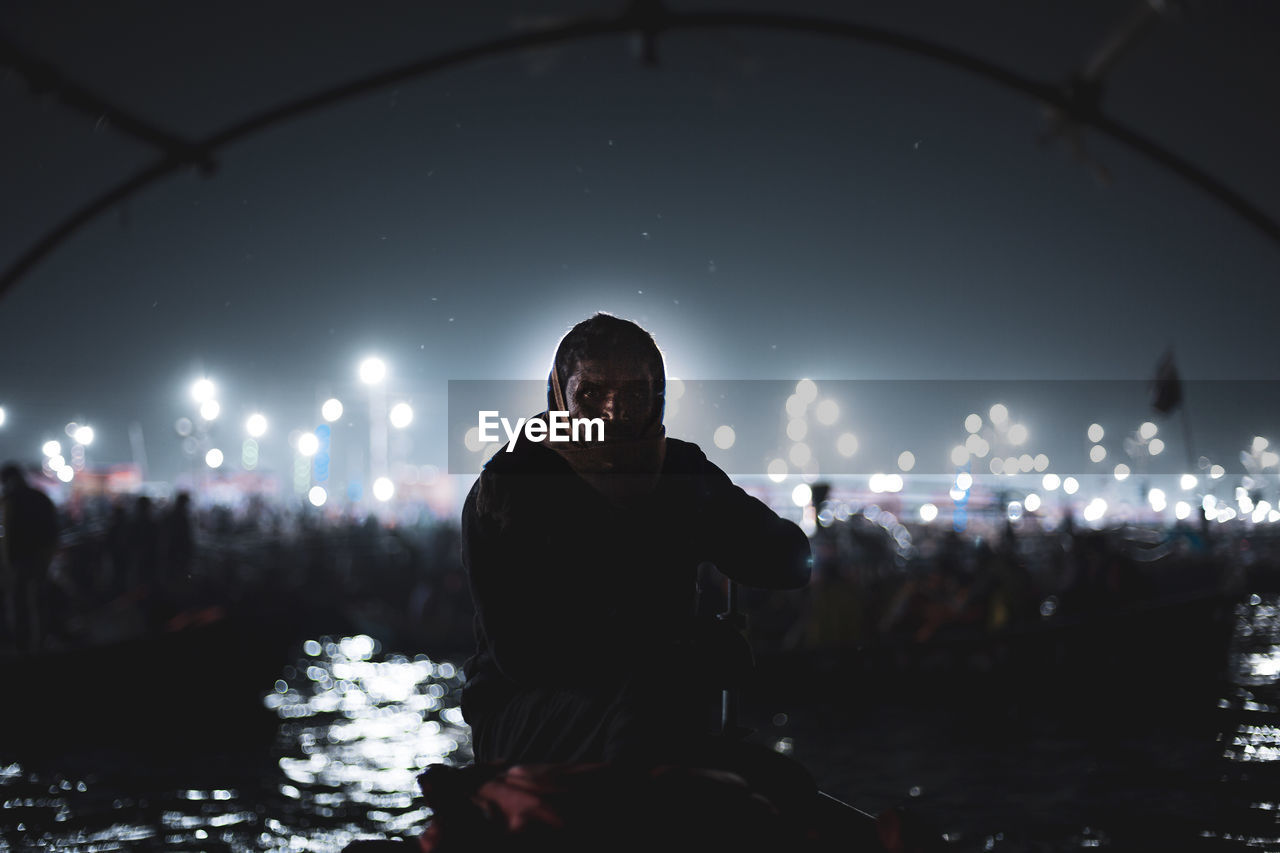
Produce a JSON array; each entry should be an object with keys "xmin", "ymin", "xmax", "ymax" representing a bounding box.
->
[
  {"xmin": 5, "ymin": 595, "xmax": 1280, "ymax": 851},
  {"xmin": 0, "ymin": 635, "xmax": 470, "ymax": 851},
  {"xmin": 1208, "ymin": 592, "xmax": 1280, "ymax": 849}
]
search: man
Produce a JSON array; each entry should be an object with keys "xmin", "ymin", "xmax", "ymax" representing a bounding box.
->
[
  {"xmin": 459, "ymin": 313, "xmax": 812, "ymax": 768},
  {"xmin": 1, "ymin": 463, "xmax": 60, "ymax": 652}
]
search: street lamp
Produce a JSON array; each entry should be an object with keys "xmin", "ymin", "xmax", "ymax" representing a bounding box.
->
[{"xmin": 359, "ymin": 356, "xmax": 389, "ymax": 497}]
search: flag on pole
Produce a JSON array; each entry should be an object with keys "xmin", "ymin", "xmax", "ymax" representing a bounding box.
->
[{"xmin": 1150, "ymin": 348, "xmax": 1182, "ymax": 415}]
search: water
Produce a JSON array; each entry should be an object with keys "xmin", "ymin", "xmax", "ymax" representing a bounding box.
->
[{"xmin": 2, "ymin": 593, "xmax": 1277, "ymax": 852}]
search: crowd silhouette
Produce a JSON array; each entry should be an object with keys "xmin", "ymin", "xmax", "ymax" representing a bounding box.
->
[{"xmin": 2, "ymin": 474, "xmax": 1272, "ymax": 671}]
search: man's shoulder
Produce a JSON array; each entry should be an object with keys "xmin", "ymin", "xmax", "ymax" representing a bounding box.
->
[{"xmin": 662, "ymin": 437, "xmax": 711, "ymax": 472}]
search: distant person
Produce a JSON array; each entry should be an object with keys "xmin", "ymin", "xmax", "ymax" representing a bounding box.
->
[
  {"xmin": 458, "ymin": 313, "xmax": 813, "ymax": 795},
  {"xmin": 1, "ymin": 463, "xmax": 60, "ymax": 652},
  {"xmin": 162, "ymin": 491, "xmax": 196, "ymax": 582}
]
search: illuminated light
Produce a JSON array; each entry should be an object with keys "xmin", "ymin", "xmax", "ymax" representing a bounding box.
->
[
  {"xmin": 389, "ymin": 402, "xmax": 414, "ymax": 429},
  {"xmin": 836, "ymin": 433, "xmax": 858, "ymax": 457},
  {"xmin": 795, "ymin": 379, "xmax": 818, "ymax": 404},
  {"xmin": 791, "ymin": 483, "xmax": 812, "ymax": 507},
  {"xmin": 308, "ymin": 486, "xmax": 328, "ymax": 508},
  {"xmin": 1139, "ymin": 421, "xmax": 1158, "ymax": 440},
  {"xmin": 1007, "ymin": 501, "xmax": 1023, "ymax": 521},
  {"xmin": 303, "ymin": 640, "xmax": 322, "ymax": 656},
  {"xmin": 897, "ymin": 451, "xmax": 915, "ymax": 472},
  {"xmin": 789, "ymin": 443, "xmax": 811, "ymax": 466},
  {"xmin": 1258, "ymin": 501, "xmax": 1273, "ymax": 517},
  {"xmin": 1111, "ymin": 463, "xmax": 1130, "ymax": 481},
  {"xmin": 42, "ymin": 440, "xmax": 62, "ymax": 458},
  {"xmin": 785, "ymin": 394, "xmax": 806, "ymax": 419},
  {"xmin": 1148, "ymin": 488, "xmax": 1166, "ymax": 511},
  {"xmin": 373, "ymin": 477, "xmax": 395, "ymax": 502},
  {"xmin": 1033, "ymin": 453, "xmax": 1049, "ymax": 472},
  {"xmin": 321, "ymin": 398, "xmax": 344, "ymax": 423},
  {"xmin": 1088, "ymin": 424, "xmax": 1104, "ymax": 443},
  {"xmin": 1148, "ymin": 438, "xmax": 1165, "ymax": 455},
  {"xmin": 1083, "ymin": 498, "xmax": 1107, "ymax": 522},
  {"xmin": 989, "ymin": 403, "xmax": 1009, "ymax": 426},
  {"xmin": 1240, "ymin": 495, "xmax": 1255, "ymax": 513},
  {"xmin": 787, "ymin": 418, "xmax": 807, "ymax": 442},
  {"xmin": 1003, "ymin": 458, "xmax": 1021, "ymax": 476},
  {"xmin": 57, "ymin": 466, "xmax": 73, "ymax": 483},
  {"xmin": 964, "ymin": 414, "xmax": 982, "ymax": 434},
  {"xmin": 1008, "ymin": 423, "xmax": 1029, "ymax": 445},
  {"xmin": 1062, "ymin": 476, "xmax": 1079, "ymax": 495},
  {"xmin": 667, "ymin": 378, "xmax": 685, "ymax": 401},
  {"xmin": 191, "ymin": 379, "xmax": 215, "ymax": 403},
  {"xmin": 885, "ymin": 474, "xmax": 903, "ymax": 492},
  {"xmin": 358, "ymin": 357, "xmax": 387, "ymax": 385},
  {"xmin": 1253, "ymin": 436, "xmax": 1270, "ymax": 454},
  {"xmin": 1262, "ymin": 451, "xmax": 1280, "ymax": 469},
  {"xmin": 1018, "ymin": 454, "xmax": 1034, "ymax": 472},
  {"xmin": 73, "ymin": 426, "xmax": 94, "ymax": 446},
  {"xmin": 919, "ymin": 503, "xmax": 938, "ymax": 523},
  {"xmin": 1270, "ymin": 510, "xmax": 1280, "ymax": 523},
  {"xmin": 1210, "ymin": 464, "xmax": 1225, "ymax": 480},
  {"xmin": 175, "ymin": 417, "xmax": 193, "ymax": 438},
  {"xmin": 766, "ymin": 458, "xmax": 788, "ymax": 483},
  {"xmin": 199, "ymin": 399, "xmax": 221, "ymax": 421},
  {"xmin": 1251, "ymin": 504, "xmax": 1268, "ymax": 524},
  {"xmin": 1043, "ymin": 473, "xmax": 1060, "ymax": 491},
  {"xmin": 205, "ymin": 448, "xmax": 224, "ymax": 469},
  {"xmin": 1089, "ymin": 444, "xmax": 1106, "ymax": 463},
  {"xmin": 1180, "ymin": 474, "xmax": 1198, "ymax": 490},
  {"xmin": 989, "ymin": 458, "xmax": 1002, "ymax": 475},
  {"xmin": 814, "ymin": 399, "xmax": 839, "ymax": 426},
  {"xmin": 955, "ymin": 472, "xmax": 973, "ymax": 491},
  {"xmin": 0, "ymin": 407, "xmax": 5, "ymax": 427},
  {"xmin": 713, "ymin": 425, "xmax": 736, "ymax": 450},
  {"xmin": 1203, "ymin": 495, "xmax": 1217, "ymax": 512},
  {"xmin": 868, "ymin": 474, "xmax": 885, "ymax": 493},
  {"xmin": 1024, "ymin": 493, "xmax": 1041, "ymax": 512},
  {"xmin": 951, "ymin": 445, "xmax": 970, "ymax": 466},
  {"xmin": 48, "ymin": 454, "xmax": 65, "ymax": 470},
  {"xmin": 297, "ymin": 433, "xmax": 320, "ymax": 457},
  {"xmin": 949, "ymin": 486, "xmax": 966, "ymax": 501},
  {"xmin": 245, "ymin": 413, "xmax": 268, "ymax": 438}
]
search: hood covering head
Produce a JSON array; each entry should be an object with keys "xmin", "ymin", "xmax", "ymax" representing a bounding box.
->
[{"xmin": 534, "ymin": 313, "xmax": 668, "ymax": 506}]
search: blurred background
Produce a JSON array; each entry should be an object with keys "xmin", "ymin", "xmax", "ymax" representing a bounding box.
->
[{"xmin": 1, "ymin": 1, "xmax": 1278, "ymax": 850}]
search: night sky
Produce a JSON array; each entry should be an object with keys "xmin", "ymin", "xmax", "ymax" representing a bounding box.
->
[{"xmin": 2, "ymin": 0, "xmax": 1278, "ymax": 504}]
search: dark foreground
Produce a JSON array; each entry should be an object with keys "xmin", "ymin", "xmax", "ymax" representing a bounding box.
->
[{"xmin": 1, "ymin": 582, "xmax": 1277, "ymax": 852}]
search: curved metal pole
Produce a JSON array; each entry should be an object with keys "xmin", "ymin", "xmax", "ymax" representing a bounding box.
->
[{"xmin": 4, "ymin": 4, "xmax": 1277, "ymax": 302}]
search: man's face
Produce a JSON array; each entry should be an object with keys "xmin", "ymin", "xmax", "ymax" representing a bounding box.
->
[{"xmin": 563, "ymin": 354, "xmax": 657, "ymax": 440}]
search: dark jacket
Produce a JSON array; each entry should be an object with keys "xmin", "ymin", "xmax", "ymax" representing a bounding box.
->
[{"xmin": 460, "ymin": 430, "xmax": 811, "ymax": 722}]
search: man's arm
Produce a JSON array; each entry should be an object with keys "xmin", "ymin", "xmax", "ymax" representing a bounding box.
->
[{"xmin": 681, "ymin": 447, "xmax": 811, "ymax": 590}]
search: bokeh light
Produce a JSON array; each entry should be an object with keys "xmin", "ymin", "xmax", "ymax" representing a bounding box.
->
[
  {"xmin": 246, "ymin": 413, "xmax": 268, "ymax": 438},
  {"xmin": 73, "ymin": 425, "xmax": 94, "ymax": 446},
  {"xmin": 373, "ymin": 477, "xmax": 395, "ymax": 502},
  {"xmin": 308, "ymin": 486, "xmax": 327, "ymax": 507},
  {"xmin": 713, "ymin": 425, "xmax": 735, "ymax": 450},
  {"xmin": 389, "ymin": 402, "xmax": 414, "ymax": 429},
  {"xmin": 919, "ymin": 503, "xmax": 938, "ymax": 522},
  {"xmin": 199, "ymin": 399, "xmax": 221, "ymax": 421},
  {"xmin": 358, "ymin": 357, "xmax": 387, "ymax": 385},
  {"xmin": 897, "ymin": 451, "xmax": 915, "ymax": 472},
  {"xmin": 814, "ymin": 399, "xmax": 839, "ymax": 426},
  {"xmin": 1087, "ymin": 423, "xmax": 1104, "ymax": 443},
  {"xmin": 322, "ymin": 398, "xmax": 344, "ymax": 422},
  {"xmin": 297, "ymin": 433, "xmax": 320, "ymax": 457},
  {"xmin": 791, "ymin": 483, "xmax": 812, "ymax": 507},
  {"xmin": 836, "ymin": 433, "xmax": 858, "ymax": 458},
  {"xmin": 205, "ymin": 448, "xmax": 224, "ymax": 469}
]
